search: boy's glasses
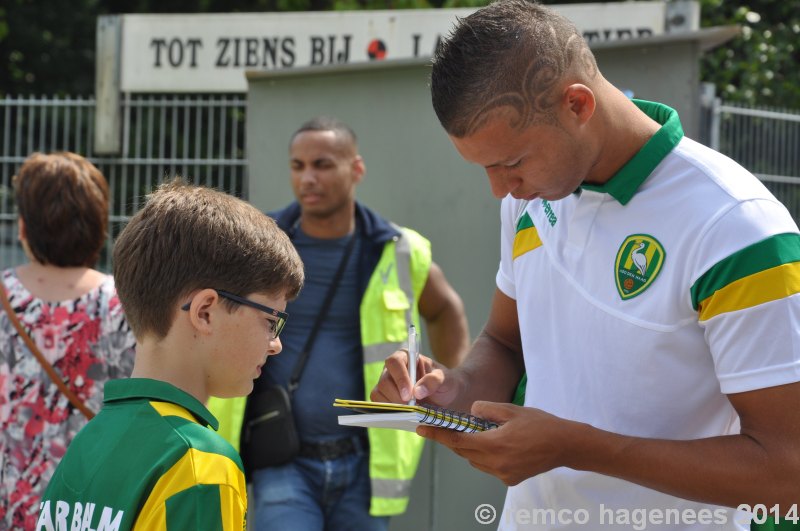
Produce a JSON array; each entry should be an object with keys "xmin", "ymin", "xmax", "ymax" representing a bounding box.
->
[{"xmin": 181, "ymin": 289, "xmax": 288, "ymax": 339}]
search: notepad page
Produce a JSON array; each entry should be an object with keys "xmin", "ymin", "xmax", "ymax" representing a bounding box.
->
[
  {"xmin": 333, "ymin": 398, "xmax": 499, "ymax": 432},
  {"xmin": 337, "ymin": 412, "xmax": 421, "ymax": 432}
]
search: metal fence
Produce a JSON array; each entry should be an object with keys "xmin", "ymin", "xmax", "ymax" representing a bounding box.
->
[
  {"xmin": 1, "ymin": 93, "xmax": 799, "ymax": 274},
  {"xmin": 708, "ymin": 100, "xmax": 800, "ymax": 220},
  {"xmin": 0, "ymin": 94, "xmax": 247, "ymax": 272}
]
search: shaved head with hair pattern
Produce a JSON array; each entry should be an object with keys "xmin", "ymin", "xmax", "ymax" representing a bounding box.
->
[{"xmin": 431, "ymin": 0, "xmax": 598, "ymax": 137}]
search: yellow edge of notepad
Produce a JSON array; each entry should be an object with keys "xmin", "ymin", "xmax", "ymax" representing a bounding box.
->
[
  {"xmin": 334, "ymin": 398, "xmax": 429, "ymax": 413},
  {"xmin": 333, "ymin": 398, "xmax": 497, "ymax": 432}
]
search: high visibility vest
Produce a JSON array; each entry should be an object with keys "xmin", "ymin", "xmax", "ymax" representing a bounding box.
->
[
  {"xmin": 361, "ymin": 226, "xmax": 431, "ymax": 516},
  {"xmin": 207, "ymin": 225, "xmax": 432, "ymax": 517}
]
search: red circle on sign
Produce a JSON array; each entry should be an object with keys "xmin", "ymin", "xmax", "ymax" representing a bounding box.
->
[{"xmin": 367, "ymin": 39, "xmax": 387, "ymax": 60}]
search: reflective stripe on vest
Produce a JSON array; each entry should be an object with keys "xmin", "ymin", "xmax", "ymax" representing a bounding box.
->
[
  {"xmin": 371, "ymin": 477, "xmax": 414, "ymax": 499},
  {"xmin": 363, "ymin": 342, "xmax": 404, "ymax": 365},
  {"xmin": 363, "ymin": 226, "xmax": 413, "ymax": 366},
  {"xmin": 394, "ymin": 227, "xmax": 414, "ymax": 327}
]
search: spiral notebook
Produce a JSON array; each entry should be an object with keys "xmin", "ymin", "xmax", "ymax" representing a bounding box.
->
[{"xmin": 334, "ymin": 398, "xmax": 498, "ymax": 433}]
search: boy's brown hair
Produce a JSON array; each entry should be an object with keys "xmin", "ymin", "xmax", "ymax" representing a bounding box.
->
[
  {"xmin": 113, "ymin": 180, "xmax": 304, "ymax": 339},
  {"xmin": 14, "ymin": 151, "xmax": 109, "ymax": 267}
]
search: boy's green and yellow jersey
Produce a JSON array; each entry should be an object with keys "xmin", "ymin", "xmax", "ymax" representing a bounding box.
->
[{"xmin": 36, "ymin": 378, "xmax": 246, "ymax": 531}]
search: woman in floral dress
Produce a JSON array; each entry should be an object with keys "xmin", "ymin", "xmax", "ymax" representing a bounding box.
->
[{"xmin": 0, "ymin": 152, "xmax": 135, "ymax": 529}]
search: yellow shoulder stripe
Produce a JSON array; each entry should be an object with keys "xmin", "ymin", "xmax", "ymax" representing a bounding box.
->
[
  {"xmin": 513, "ymin": 227, "xmax": 542, "ymax": 259},
  {"xmin": 698, "ymin": 262, "xmax": 800, "ymax": 321},
  {"xmin": 133, "ymin": 448, "xmax": 247, "ymax": 530},
  {"xmin": 149, "ymin": 401, "xmax": 197, "ymax": 423}
]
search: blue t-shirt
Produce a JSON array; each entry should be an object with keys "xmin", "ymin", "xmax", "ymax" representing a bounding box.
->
[{"xmin": 261, "ymin": 228, "xmax": 365, "ymax": 441}]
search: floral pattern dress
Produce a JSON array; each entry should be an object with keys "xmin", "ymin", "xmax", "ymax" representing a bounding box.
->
[{"xmin": 0, "ymin": 269, "xmax": 136, "ymax": 530}]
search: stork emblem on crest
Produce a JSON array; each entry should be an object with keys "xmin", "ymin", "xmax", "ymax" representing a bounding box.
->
[{"xmin": 614, "ymin": 234, "xmax": 665, "ymax": 300}]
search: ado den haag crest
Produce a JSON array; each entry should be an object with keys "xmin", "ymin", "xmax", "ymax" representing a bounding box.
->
[{"xmin": 615, "ymin": 234, "xmax": 665, "ymax": 300}]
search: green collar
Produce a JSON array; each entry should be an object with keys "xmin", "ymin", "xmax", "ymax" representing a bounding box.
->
[
  {"xmin": 103, "ymin": 378, "xmax": 218, "ymax": 430},
  {"xmin": 581, "ymin": 99, "xmax": 684, "ymax": 205}
]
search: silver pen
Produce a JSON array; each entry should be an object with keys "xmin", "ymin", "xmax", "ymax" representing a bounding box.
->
[{"xmin": 407, "ymin": 324, "xmax": 417, "ymax": 406}]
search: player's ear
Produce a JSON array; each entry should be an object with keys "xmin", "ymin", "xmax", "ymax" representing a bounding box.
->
[{"xmin": 563, "ymin": 84, "xmax": 595, "ymax": 126}]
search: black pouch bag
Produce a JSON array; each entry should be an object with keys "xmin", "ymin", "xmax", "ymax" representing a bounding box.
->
[{"xmin": 241, "ymin": 385, "xmax": 299, "ymax": 470}]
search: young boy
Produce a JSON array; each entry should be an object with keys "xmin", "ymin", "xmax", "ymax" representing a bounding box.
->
[{"xmin": 35, "ymin": 181, "xmax": 304, "ymax": 530}]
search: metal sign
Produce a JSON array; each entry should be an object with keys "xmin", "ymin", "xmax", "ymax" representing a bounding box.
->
[{"xmin": 114, "ymin": 3, "xmax": 667, "ymax": 93}]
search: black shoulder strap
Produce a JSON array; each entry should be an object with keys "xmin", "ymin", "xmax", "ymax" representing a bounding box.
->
[{"xmin": 287, "ymin": 229, "xmax": 357, "ymax": 394}]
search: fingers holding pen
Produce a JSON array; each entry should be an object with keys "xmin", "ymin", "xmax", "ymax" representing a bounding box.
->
[
  {"xmin": 371, "ymin": 349, "xmax": 413, "ymax": 403},
  {"xmin": 370, "ymin": 349, "xmax": 441, "ymax": 404}
]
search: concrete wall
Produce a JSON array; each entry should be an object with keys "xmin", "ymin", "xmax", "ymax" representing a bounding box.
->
[{"xmin": 595, "ymin": 40, "xmax": 702, "ymax": 139}]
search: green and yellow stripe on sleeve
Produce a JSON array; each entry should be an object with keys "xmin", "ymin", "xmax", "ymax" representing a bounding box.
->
[
  {"xmin": 513, "ymin": 212, "xmax": 542, "ymax": 259},
  {"xmin": 691, "ymin": 233, "xmax": 800, "ymax": 321},
  {"xmin": 135, "ymin": 401, "xmax": 247, "ymax": 531}
]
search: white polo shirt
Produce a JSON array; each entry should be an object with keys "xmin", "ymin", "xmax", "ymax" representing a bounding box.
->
[{"xmin": 497, "ymin": 100, "xmax": 800, "ymax": 530}]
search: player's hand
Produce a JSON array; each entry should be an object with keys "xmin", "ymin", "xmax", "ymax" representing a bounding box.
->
[
  {"xmin": 416, "ymin": 401, "xmax": 584, "ymax": 486},
  {"xmin": 370, "ymin": 348, "xmax": 462, "ymax": 407}
]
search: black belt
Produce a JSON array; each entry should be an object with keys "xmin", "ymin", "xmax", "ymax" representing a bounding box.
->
[{"xmin": 299, "ymin": 435, "xmax": 368, "ymax": 461}]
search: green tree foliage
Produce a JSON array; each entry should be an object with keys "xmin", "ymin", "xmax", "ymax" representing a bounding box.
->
[
  {"xmin": 1, "ymin": 0, "xmax": 98, "ymax": 96},
  {"xmin": 0, "ymin": 0, "xmax": 316, "ymax": 96},
  {"xmin": 699, "ymin": 0, "xmax": 800, "ymax": 108},
  {"xmin": 1, "ymin": 0, "xmax": 798, "ymax": 108}
]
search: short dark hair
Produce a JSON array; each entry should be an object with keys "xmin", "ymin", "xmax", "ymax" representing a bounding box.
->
[
  {"xmin": 13, "ymin": 152, "xmax": 109, "ymax": 267},
  {"xmin": 112, "ymin": 180, "xmax": 304, "ymax": 340},
  {"xmin": 431, "ymin": 0, "xmax": 598, "ymax": 137},
  {"xmin": 290, "ymin": 116, "xmax": 358, "ymax": 151}
]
